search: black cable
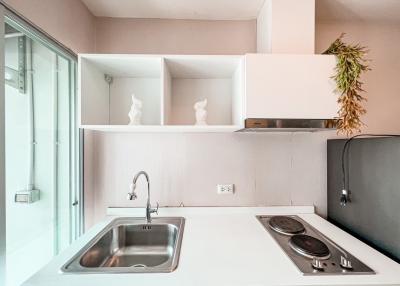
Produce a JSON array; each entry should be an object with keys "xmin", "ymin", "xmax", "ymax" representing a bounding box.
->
[{"xmin": 340, "ymin": 134, "xmax": 400, "ymax": 205}]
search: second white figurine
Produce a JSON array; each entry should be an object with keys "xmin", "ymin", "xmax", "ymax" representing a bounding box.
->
[
  {"xmin": 194, "ymin": 98, "xmax": 208, "ymax": 125},
  {"xmin": 128, "ymin": 93, "xmax": 142, "ymax": 125}
]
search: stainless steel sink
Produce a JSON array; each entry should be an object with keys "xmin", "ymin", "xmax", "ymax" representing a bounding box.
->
[{"xmin": 62, "ymin": 217, "xmax": 185, "ymax": 273}]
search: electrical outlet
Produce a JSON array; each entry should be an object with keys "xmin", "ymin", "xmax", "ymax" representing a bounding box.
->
[{"xmin": 217, "ymin": 184, "xmax": 234, "ymax": 195}]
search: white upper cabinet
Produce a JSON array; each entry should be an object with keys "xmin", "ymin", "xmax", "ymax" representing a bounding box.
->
[
  {"xmin": 78, "ymin": 54, "xmax": 244, "ymax": 132},
  {"xmin": 78, "ymin": 53, "xmax": 338, "ymax": 132},
  {"xmin": 244, "ymin": 54, "xmax": 339, "ymax": 119}
]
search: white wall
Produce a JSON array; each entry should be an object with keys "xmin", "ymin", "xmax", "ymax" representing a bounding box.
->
[
  {"xmin": 85, "ymin": 131, "xmax": 334, "ymax": 226},
  {"xmin": 316, "ymin": 20, "xmax": 400, "ymax": 134}
]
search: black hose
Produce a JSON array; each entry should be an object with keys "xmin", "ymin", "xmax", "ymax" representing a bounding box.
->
[{"xmin": 340, "ymin": 134, "xmax": 400, "ymax": 198}]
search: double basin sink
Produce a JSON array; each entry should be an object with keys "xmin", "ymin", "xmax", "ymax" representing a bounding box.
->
[{"xmin": 62, "ymin": 217, "xmax": 185, "ymax": 273}]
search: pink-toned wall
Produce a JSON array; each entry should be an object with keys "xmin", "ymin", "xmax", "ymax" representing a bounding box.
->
[
  {"xmin": 257, "ymin": 0, "xmax": 315, "ymax": 54},
  {"xmin": 95, "ymin": 18, "xmax": 256, "ymax": 54},
  {"xmin": 3, "ymin": 0, "xmax": 95, "ymax": 53},
  {"xmin": 85, "ymin": 19, "xmax": 400, "ymax": 228},
  {"xmin": 84, "ymin": 131, "xmax": 332, "ymax": 226},
  {"xmin": 3, "ymin": 1, "xmax": 256, "ymax": 55},
  {"xmin": 85, "ymin": 17, "xmax": 256, "ymax": 228},
  {"xmin": 7, "ymin": 1, "xmax": 399, "ymax": 228},
  {"xmin": 316, "ymin": 21, "xmax": 400, "ymax": 134},
  {"xmin": 270, "ymin": 0, "xmax": 315, "ymax": 54}
]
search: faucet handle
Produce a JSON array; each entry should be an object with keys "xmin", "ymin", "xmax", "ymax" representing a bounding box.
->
[{"xmin": 150, "ymin": 202, "xmax": 159, "ymax": 215}]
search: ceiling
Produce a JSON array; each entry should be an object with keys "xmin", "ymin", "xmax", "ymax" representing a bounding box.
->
[
  {"xmin": 316, "ymin": 0, "xmax": 400, "ymax": 23},
  {"xmin": 81, "ymin": 0, "xmax": 266, "ymax": 20},
  {"xmin": 82, "ymin": 0, "xmax": 400, "ymax": 23}
]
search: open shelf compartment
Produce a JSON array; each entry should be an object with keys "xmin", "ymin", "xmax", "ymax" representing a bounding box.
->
[
  {"xmin": 162, "ymin": 55, "xmax": 244, "ymax": 127},
  {"xmin": 79, "ymin": 54, "xmax": 163, "ymax": 126}
]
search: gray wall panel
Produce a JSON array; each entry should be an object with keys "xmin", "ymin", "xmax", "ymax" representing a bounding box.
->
[{"xmin": 327, "ymin": 137, "xmax": 400, "ymax": 262}]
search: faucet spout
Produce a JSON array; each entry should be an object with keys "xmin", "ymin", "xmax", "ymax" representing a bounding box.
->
[{"xmin": 127, "ymin": 171, "xmax": 158, "ymax": 223}]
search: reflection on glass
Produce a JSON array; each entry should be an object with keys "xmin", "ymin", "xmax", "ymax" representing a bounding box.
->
[{"xmin": 4, "ymin": 22, "xmax": 76, "ymax": 286}]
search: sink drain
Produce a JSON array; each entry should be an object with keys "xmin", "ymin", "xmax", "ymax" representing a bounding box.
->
[{"xmin": 132, "ymin": 264, "xmax": 146, "ymax": 268}]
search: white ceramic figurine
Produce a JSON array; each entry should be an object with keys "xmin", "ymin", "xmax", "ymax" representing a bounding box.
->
[
  {"xmin": 194, "ymin": 98, "xmax": 208, "ymax": 125},
  {"xmin": 128, "ymin": 93, "xmax": 142, "ymax": 125}
]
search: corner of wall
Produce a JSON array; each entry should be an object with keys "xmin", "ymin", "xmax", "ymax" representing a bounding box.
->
[{"xmin": 256, "ymin": 0, "xmax": 271, "ymax": 53}]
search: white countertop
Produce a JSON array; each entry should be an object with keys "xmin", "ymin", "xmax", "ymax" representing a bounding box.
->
[{"xmin": 23, "ymin": 206, "xmax": 400, "ymax": 286}]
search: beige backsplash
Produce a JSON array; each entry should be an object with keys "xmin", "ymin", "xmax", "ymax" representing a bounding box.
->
[{"xmin": 84, "ymin": 131, "xmax": 336, "ymax": 228}]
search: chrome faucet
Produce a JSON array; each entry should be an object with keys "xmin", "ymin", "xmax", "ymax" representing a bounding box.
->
[{"xmin": 127, "ymin": 171, "xmax": 159, "ymax": 223}]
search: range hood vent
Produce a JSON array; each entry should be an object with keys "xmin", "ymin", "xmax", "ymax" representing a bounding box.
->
[{"xmin": 237, "ymin": 119, "xmax": 337, "ymax": 132}]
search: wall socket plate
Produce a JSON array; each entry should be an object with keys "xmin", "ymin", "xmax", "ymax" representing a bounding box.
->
[{"xmin": 217, "ymin": 184, "xmax": 234, "ymax": 195}]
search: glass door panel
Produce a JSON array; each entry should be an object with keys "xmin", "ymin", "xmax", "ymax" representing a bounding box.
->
[{"xmin": 4, "ymin": 20, "xmax": 78, "ymax": 286}]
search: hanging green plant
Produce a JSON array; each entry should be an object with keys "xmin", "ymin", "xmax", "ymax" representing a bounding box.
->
[{"xmin": 323, "ymin": 33, "xmax": 370, "ymax": 136}]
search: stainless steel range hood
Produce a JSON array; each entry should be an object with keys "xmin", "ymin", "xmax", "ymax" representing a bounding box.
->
[{"xmin": 237, "ymin": 119, "xmax": 337, "ymax": 132}]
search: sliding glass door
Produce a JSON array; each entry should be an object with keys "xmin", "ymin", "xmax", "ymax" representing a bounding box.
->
[{"xmin": 1, "ymin": 9, "xmax": 80, "ymax": 286}]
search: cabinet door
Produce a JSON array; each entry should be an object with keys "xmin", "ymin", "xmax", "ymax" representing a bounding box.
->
[{"xmin": 245, "ymin": 54, "xmax": 338, "ymax": 119}]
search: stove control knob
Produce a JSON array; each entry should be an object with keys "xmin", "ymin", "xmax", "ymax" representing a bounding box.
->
[
  {"xmin": 311, "ymin": 258, "xmax": 324, "ymax": 271},
  {"xmin": 340, "ymin": 256, "xmax": 353, "ymax": 270}
]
